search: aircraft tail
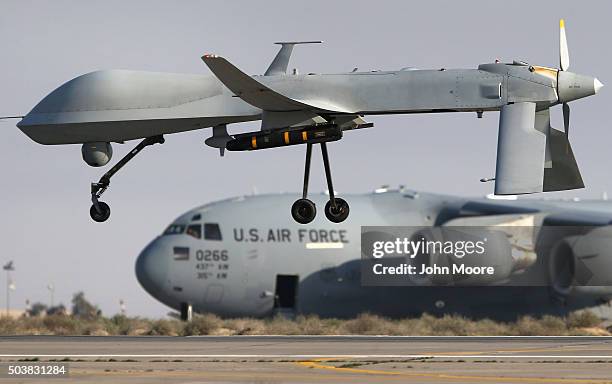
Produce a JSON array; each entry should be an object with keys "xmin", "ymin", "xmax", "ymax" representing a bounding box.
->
[{"xmin": 494, "ymin": 105, "xmax": 582, "ymax": 195}]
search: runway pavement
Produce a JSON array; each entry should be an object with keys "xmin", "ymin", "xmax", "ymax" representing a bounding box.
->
[{"xmin": 1, "ymin": 336, "xmax": 611, "ymax": 383}]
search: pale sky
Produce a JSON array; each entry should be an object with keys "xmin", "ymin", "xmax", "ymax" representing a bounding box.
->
[{"xmin": 0, "ymin": 0, "xmax": 609, "ymax": 317}]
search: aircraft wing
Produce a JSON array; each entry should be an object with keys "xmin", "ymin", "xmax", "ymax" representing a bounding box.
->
[
  {"xmin": 201, "ymin": 55, "xmax": 354, "ymax": 114},
  {"xmin": 450, "ymin": 199, "xmax": 612, "ymax": 227}
]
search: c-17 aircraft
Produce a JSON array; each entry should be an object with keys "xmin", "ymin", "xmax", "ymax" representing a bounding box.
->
[
  {"xmin": 136, "ymin": 188, "xmax": 612, "ymax": 320},
  {"xmin": 10, "ymin": 20, "xmax": 602, "ymax": 224}
]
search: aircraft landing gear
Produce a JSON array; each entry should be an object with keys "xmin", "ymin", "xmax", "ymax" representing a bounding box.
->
[
  {"xmin": 325, "ymin": 197, "xmax": 349, "ymax": 223},
  {"xmin": 320, "ymin": 142, "xmax": 349, "ymax": 223},
  {"xmin": 291, "ymin": 142, "xmax": 349, "ymax": 224},
  {"xmin": 89, "ymin": 135, "xmax": 165, "ymax": 222},
  {"xmin": 90, "ymin": 201, "xmax": 111, "ymax": 223},
  {"xmin": 292, "ymin": 198, "xmax": 316, "ymax": 224},
  {"xmin": 292, "ymin": 144, "xmax": 316, "ymax": 224}
]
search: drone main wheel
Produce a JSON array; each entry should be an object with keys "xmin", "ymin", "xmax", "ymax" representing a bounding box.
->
[
  {"xmin": 90, "ymin": 202, "xmax": 111, "ymax": 222},
  {"xmin": 291, "ymin": 198, "xmax": 316, "ymax": 224},
  {"xmin": 324, "ymin": 198, "xmax": 349, "ymax": 223}
]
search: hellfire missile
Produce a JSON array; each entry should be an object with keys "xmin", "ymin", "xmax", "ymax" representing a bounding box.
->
[{"xmin": 226, "ymin": 123, "xmax": 342, "ymax": 151}]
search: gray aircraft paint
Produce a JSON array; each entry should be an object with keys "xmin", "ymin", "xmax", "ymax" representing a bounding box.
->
[
  {"xmin": 14, "ymin": 20, "xmax": 602, "ymax": 199},
  {"xmin": 136, "ymin": 190, "xmax": 612, "ymax": 319},
  {"xmin": 2, "ymin": 2, "xmax": 611, "ymax": 318},
  {"xmin": 17, "ymin": 71, "xmax": 261, "ymax": 144},
  {"xmin": 16, "ymin": 64, "xmax": 566, "ymax": 145}
]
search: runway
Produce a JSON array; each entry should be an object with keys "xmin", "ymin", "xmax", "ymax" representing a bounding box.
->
[{"xmin": 1, "ymin": 336, "xmax": 612, "ymax": 383}]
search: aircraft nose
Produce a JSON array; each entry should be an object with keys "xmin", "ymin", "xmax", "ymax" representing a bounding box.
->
[
  {"xmin": 557, "ymin": 71, "xmax": 601, "ymax": 102},
  {"xmin": 594, "ymin": 78, "xmax": 604, "ymax": 94},
  {"xmin": 135, "ymin": 237, "xmax": 169, "ymax": 299}
]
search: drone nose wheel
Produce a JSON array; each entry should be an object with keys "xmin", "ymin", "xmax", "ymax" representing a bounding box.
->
[
  {"xmin": 90, "ymin": 201, "xmax": 111, "ymax": 222},
  {"xmin": 324, "ymin": 198, "xmax": 349, "ymax": 223},
  {"xmin": 86, "ymin": 135, "xmax": 164, "ymax": 223},
  {"xmin": 291, "ymin": 198, "xmax": 316, "ymax": 224}
]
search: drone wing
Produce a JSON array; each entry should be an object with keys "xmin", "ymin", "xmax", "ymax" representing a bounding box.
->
[{"xmin": 202, "ymin": 55, "xmax": 353, "ymax": 114}]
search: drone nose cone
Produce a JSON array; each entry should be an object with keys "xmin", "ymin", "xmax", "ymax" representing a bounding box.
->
[
  {"xmin": 594, "ymin": 78, "xmax": 604, "ymax": 94},
  {"xmin": 557, "ymin": 71, "xmax": 600, "ymax": 103}
]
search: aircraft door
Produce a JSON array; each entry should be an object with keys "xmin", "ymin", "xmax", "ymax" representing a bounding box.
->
[
  {"xmin": 274, "ymin": 274, "xmax": 299, "ymax": 311},
  {"xmin": 241, "ymin": 248, "xmax": 273, "ymax": 315}
]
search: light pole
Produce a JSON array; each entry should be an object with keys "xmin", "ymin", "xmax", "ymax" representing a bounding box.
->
[
  {"xmin": 47, "ymin": 284, "xmax": 55, "ymax": 308},
  {"xmin": 3, "ymin": 261, "xmax": 15, "ymax": 317}
]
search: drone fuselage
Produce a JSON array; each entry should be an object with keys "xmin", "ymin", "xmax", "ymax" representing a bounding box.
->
[{"xmin": 19, "ymin": 62, "xmax": 584, "ymax": 145}]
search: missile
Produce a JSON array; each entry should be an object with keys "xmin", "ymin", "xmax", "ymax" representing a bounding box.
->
[{"xmin": 226, "ymin": 123, "xmax": 342, "ymax": 151}]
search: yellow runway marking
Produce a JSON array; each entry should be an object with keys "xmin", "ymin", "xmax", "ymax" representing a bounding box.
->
[
  {"xmin": 297, "ymin": 358, "xmax": 612, "ymax": 383},
  {"xmin": 298, "ymin": 359, "xmax": 399, "ymax": 376}
]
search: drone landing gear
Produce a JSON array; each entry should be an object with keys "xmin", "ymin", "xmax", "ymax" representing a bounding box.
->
[
  {"xmin": 320, "ymin": 143, "xmax": 349, "ymax": 223},
  {"xmin": 292, "ymin": 144, "xmax": 316, "ymax": 224},
  {"xmin": 89, "ymin": 135, "xmax": 164, "ymax": 222},
  {"xmin": 90, "ymin": 201, "xmax": 111, "ymax": 223},
  {"xmin": 291, "ymin": 142, "xmax": 349, "ymax": 224}
]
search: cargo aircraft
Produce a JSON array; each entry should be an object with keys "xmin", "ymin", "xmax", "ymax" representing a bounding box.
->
[
  {"xmin": 136, "ymin": 188, "xmax": 612, "ymax": 320},
  {"xmin": 8, "ymin": 20, "xmax": 602, "ymax": 223}
]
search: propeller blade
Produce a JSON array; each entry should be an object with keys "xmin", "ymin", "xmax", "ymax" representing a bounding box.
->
[
  {"xmin": 559, "ymin": 19, "xmax": 570, "ymax": 71},
  {"xmin": 563, "ymin": 102, "xmax": 570, "ymax": 152}
]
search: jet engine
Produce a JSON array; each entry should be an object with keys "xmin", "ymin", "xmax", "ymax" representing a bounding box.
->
[
  {"xmin": 82, "ymin": 142, "xmax": 113, "ymax": 167},
  {"xmin": 410, "ymin": 227, "xmax": 515, "ymax": 285},
  {"xmin": 548, "ymin": 226, "xmax": 612, "ymax": 297}
]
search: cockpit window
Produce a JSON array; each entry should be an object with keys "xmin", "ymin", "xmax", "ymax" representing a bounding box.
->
[
  {"xmin": 186, "ymin": 224, "xmax": 202, "ymax": 239},
  {"xmin": 204, "ymin": 223, "xmax": 222, "ymax": 241},
  {"xmin": 191, "ymin": 213, "xmax": 201, "ymax": 221},
  {"xmin": 163, "ymin": 224, "xmax": 185, "ymax": 235}
]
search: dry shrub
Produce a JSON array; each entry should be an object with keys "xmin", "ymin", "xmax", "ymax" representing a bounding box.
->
[
  {"xmin": 0, "ymin": 317, "xmax": 19, "ymax": 335},
  {"xmin": 82, "ymin": 322, "xmax": 109, "ymax": 336},
  {"xmin": 428, "ymin": 314, "xmax": 473, "ymax": 336},
  {"xmin": 264, "ymin": 315, "xmax": 302, "ymax": 335},
  {"xmin": 566, "ymin": 311, "xmax": 601, "ymax": 329},
  {"xmin": 14, "ymin": 317, "xmax": 47, "ymax": 335},
  {"xmin": 512, "ymin": 315, "xmax": 567, "ymax": 336},
  {"xmin": 147, "ymin": 319, "xmax": 179, "ymax": 336},
  {"xmin": 469, "ymin": 318, "xmax": 509, "ymax": 336},
  {"xmin": 539, "ymin": 315, "xmax": 569, "ymax": 334},
  {"xmin": 339, "ymin": 313, "xmax": 392, "ymax": 335},
  {"xmin": 110, "ymin": 317, "xmax": 151, "ymax": 336},
  {"xmin": 181, "ymin": 314, "xmax": 222, "ymax": 336},
  {"xmin": 42, "ymin": 315, "xmax": 82, "ymax": 335},
  {"xmin": 106, "ymin": 315, "xmax": 129, "ymax": 335},
  {"xmin": 129, "ymin": 318, "xmax": 153, "ymax": 336},
  {"xmin": 0, "ymin": 309, "xmax": 609, "ymax": 336},
  {"xmin": 394, "ymin": 316, "xmax": 431, "ymax": 335},
  {"xmin": 225, "ymin": 318, "xmax": 266, "ymax": 335},
  {"xmin": 294, "ymin": 315, "xmax": 339, "ymax": 335}
]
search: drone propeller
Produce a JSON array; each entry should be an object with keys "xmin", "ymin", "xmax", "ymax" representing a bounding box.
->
[
  {"xmin": 555, "ymin": 19, "xmax": 603, "ymax": 150},
  {"xmin": 559, "ymin": 19, "xmax": 571, "ymax": 151},
  {"xmin": 562, "ymin": 102, "xmax": 570, "ymax": 152},
  {"xmin": 559, "ymin": 19, "xmax": 569, "ymax": 72}
]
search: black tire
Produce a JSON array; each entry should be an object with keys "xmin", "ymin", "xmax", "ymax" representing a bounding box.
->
[
  {"xmin": 324, "ymin": 198, "xmax": 349, "ymax": 223},
  {"xmin": 291, "ymin": 198, "xmax": 316, "ymax": 224},
  {"xmin": 90, "ymin": 202, "xmax": 111, "ymax": 222}
]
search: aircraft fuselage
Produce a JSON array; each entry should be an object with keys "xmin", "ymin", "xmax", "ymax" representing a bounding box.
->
[
  {"xmin": 18, "ymin": 63, "xmax": 570, "ymax": 145},
  {"xmin": 135, "ymin": 191, "xmax": 612, "ymax": 319}
]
